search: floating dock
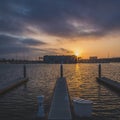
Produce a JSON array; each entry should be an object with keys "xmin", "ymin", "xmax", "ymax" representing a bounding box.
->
[
  {"xmin": 97, "ymin": 77, "xmax": 120, "ymax": 92},
  {"xmin": 48, "ymin": 77, "xmax": 72, "ymax": 120},
  {"xmin": 0, "ymin": 77, "xmax": 28, "ymax": 95},
  {"xmin": 97, "ymin": 64, "xmax": 120, "ymax": 93}
]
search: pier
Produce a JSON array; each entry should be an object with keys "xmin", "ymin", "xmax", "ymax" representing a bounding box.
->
[
  {"xmin": 48, "ymin": 65, "xmax": 72, "ymax": 120},
  {"xmin": 97, "ymin": 64, "xmax": 120, "ymax": 93},
  {"xmin": 0, "ymin": 77, "xmax": 28, "ymax": 95},
  {"xmin": 97, "ymin": 77, "xmax": 120, "ymax": 92},
  {"xmin": 0, "ymin": 65, "xmax": 28, "ymax": 95}
]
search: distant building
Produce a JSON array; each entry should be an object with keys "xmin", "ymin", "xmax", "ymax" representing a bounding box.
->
[
  {"xmin": 79, "ymin": 57, "xmax": 120, "ymax": 63},
  {"xmin": 89, "ymin": 56, "xmax": 98, "ymax": 60},
  {"xmin": 43, "ymin": 55, "xmax": 77, "ymax": 63}
]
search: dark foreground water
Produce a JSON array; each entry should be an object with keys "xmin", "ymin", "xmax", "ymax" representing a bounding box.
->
[{"xmin": 0, "ymin": 63, "xmax": 120, "ymax": 120}]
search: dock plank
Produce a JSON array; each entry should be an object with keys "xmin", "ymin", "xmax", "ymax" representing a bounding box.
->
[{"xmin": 48, "ymin": 77, "xmax": 72, "ymax": 120}]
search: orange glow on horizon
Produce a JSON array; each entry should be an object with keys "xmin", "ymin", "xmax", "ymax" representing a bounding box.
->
[{"xmin": 23, "ymin": 26, "xmax": 120, "ymax": 59}]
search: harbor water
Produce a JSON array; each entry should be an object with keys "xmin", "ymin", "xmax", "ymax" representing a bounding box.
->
[{"xmin": 0, "ymin": 63, "xmax": 120, "ymax": 120}]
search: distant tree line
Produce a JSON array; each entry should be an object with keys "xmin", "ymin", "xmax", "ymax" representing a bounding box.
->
[{"xmin": 0, "ymin": 58, "xmax": 43, "ymax": 64}]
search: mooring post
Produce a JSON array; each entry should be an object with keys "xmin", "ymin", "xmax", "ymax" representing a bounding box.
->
[
  {"xmin": 23, "ymin": 65, "xmax": 26, "ymax": 78},
  {"xmin": 98, "ymin": 64, "xmax": 101, "ymax": 78},
  {"xmin": 37, "ymin": 95, "xmax": 45, "ymax": 118},
  {"xmin": 60, "ymin": 64, "xmax": 63, "ymax": 78}
]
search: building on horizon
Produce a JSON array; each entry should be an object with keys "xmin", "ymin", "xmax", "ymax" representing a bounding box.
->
[
  {"xmin": 78, "ymin": 57, "xmax": 120, "ymax": 63},
  {"xmin": 89, "ymin": 56, "xmax": 98, "ymax": 60},
  {"xmin": 43, "ymin": 55, "xmax": 77, "ymax": 63}
]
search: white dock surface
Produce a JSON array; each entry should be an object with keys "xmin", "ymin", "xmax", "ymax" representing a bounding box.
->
[{"xmin": 48, "ymin": 77, "xmax": 72, "ymax": 120}]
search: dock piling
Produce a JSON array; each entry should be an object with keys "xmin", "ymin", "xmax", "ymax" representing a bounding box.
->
[
  {"xmin": 23, "ymin": 65, "xmax": 26, "ymax": 78},
  {"xmin": 60, "ymin": 64, "xmax": 63, "ymax": 78},
  {"xmin": 98, "ymin": 64, "xmax": 101, "ymax": 78}
]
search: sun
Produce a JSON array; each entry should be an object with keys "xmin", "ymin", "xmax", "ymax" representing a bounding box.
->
[
  {"xmin": 73, "ymin": 48, "xmax": 82, "ymax": 57},
  {"xmin": 74, "ymin": 51, "xmax": 80, "ymax": 57}
]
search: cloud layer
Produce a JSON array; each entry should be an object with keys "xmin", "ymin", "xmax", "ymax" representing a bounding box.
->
[
  {"xmin": 1, "ymin": 0, "xmax": 120, "ymax": 36},
  {"xmin": 0, "ymin": 0, "xmax": 120, "ymax": 58},
  {"xmin": 0, "ymin": 34, "xmax": 46, "ymax": 56}
]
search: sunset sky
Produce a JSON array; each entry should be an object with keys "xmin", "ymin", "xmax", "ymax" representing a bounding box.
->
[{"xmin": 0, "ymin": 0, "xmax": 120, "ymax": 59}]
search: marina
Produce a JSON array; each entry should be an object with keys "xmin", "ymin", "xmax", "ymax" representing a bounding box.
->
[
  {"xmin": 0, "ymin": 0, "xmax": 120, "ymax": 120},
  {"xmin": 0, "ymin": 63, "xmax": 119, "ymax": 120}
]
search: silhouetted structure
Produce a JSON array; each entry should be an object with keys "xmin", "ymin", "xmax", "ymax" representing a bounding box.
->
[
  {"xmin": 1, "ymin": 57, "xmax": 120, "ymax": 64},
  {"xmin": 79, "ymin": 57, "xmax": 120, "ymax": 63},
  {"xmin": 43, "ymin": 55, "xmax": 77, "ymax": 63}
]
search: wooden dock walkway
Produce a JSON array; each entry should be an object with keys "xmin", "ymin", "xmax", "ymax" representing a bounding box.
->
[
  {"xmin": 0, "ymin": 77, "xmax": 28, "ymax": 95},
  {"xmin": 48, "ymin": 77, "xmax": 72, "ymax": 120},
  {"xmin": 97, "ymin": 77, "xmax": 120, "ymax": 92}
]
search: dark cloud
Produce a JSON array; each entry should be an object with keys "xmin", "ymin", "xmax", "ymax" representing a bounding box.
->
[
  {"xmin": 60, "ymin": 48, "xmax": 73, "ymax": 54},
  {"xmin": 0, "ymin": 34, "xmax": 46, "ymax": 56},
  {"xmin": 0, "ymin": 34, "xmax": 54, "ymax": 59},
  {"xmin": 40, "ymin": 48, "xmax": 73, "ymax": 55},
  {"xmin": 0, "ymin": 34, "xmax": 18, "ymax": 45},
  {"xmin": 0, "ymin": 0, "xmax": 120, "ymax": 37},
  {"xmin": 21, "ymin": 38, "xmax": 46, "ymax": 46}
]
